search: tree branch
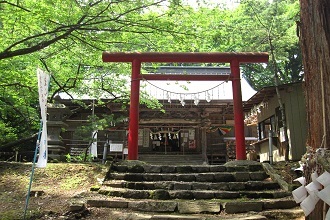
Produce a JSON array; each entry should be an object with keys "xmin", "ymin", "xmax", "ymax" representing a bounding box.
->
[
  {"xmin": 0, "ymin": 82, "xmax": 33, "ymax": 91},
  {"xmin": 0, "ymin": 15, "xmax": 87, "ymax": 60},
  {"xmin": 0, "ymin": 1, "xmax": 31, "ymax": 12}
]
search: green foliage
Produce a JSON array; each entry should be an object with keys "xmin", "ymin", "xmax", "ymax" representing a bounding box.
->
[
  {"xmin": 0, "ymin": 122, "xmax": 17, "ymax": 145},
  {"xmin": 73, "ymin": 112, "xmax": 128, "ymax": 141},
  {"xmin": 0, "ymin": 0, "xmax": 302, "ymax": 147},
  {"xmin": 65, "ymin": 153, "xmax": 71, "ymax": 162},
  {"xmin": 234, "ymin": 0, "xmax": 302, "ymax": 89},
  {"xmin": 0, "ymin": 0, "xmax": 182, "ymax": 147},
  {"xmin": 65, "ymin": 152, "xmax": 93, "ymax": 162}
]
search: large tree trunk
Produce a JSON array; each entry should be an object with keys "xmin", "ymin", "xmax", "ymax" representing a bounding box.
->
[
  {"xmin": 300, "ymin": 0, "xmax": 330, "ymax": 149},
  {"xmin": 299, "ymin": 0, "xmax": 330, "ymax": 219}
]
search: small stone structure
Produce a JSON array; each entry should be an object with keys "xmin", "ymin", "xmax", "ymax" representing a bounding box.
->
[{"xmin": 47, "ymin": 102, "xmax": 71, "ymax": 160}]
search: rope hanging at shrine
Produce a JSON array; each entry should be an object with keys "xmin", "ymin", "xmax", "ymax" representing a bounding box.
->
[{"xmin": 142, "ymin": 78, "xmax": 230, "ymax": 106}]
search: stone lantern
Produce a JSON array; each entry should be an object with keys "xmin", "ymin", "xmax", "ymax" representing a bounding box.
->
[{"xmin": 47, "ymin": 101, "xmax": 71, "ymax": 160}]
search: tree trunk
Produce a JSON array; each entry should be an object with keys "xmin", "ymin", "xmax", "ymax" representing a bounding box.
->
[
  {"xmin": 300, "ymin": 0, "xmax": 330, "ymax": 149},
  {"xmin": 299, "ymin": 0, "xmax": 330, "ymax": 219}
]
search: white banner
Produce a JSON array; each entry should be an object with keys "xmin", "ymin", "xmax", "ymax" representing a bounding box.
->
[
  {"xmin": 90, "ymin": 130, "xmax": 98, "ymax": 157},
  {"xmin": 36, "ymin": 68, "xmax": 50, "ymax": 168}
]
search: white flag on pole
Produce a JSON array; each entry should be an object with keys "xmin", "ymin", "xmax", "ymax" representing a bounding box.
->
[
  {"xmin": 36, "ymin": 68, "xmax": 50, "ymax": 168},
  {"xmin": 90, "ymin": 130, "xmax": 98, "ymax": 157}
]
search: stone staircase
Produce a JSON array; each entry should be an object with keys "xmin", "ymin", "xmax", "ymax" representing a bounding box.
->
[
  {"xmin": 138, "ymin": 154, "xmax": 205, "ymax": 165},
  {"xmin": 86, "ymin": 160, "xmax": 304, "ymax": 220}
]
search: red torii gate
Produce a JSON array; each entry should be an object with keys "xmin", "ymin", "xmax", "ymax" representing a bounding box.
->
[{"xmin": 102, "ymin": 52, "xmax": 269, "ymax": 160}]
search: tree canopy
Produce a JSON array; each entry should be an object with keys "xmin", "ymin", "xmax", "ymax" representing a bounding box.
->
[{"xmin": 0, "ymin": 0, "xmax": 301, "ymax": 148}]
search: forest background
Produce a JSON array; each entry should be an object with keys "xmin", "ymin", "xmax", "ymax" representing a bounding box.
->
[{"xmin": 0, "ymin": 0, "xmax": 301, "ymax": 152}]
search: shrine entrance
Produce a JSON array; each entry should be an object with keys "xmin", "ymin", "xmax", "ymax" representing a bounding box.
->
[{"xmin": 102, "ymin": 52, "xmax": 268, "ymax": 160}]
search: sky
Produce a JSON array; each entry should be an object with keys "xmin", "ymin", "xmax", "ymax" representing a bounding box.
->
[{"xmin": 184, "ymin": 0, "xmax": 240, "ymax": 9}]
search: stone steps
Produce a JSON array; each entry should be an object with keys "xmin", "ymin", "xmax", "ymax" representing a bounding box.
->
[
  {"xmin": 112, "ymin": 163, "xmax": 264, "ymax": 173},
  {"xmin": 86, "ymin": 197, "xmax": 298, "ymax": 214},
  {"xmin": 83, "ymin": 206, "xmax": 304, "ymax": 220},
  {"xmin": 103, "ymin": 180, "xmax": 280, "ymax": 191},
  {"xmin": 87, "ymin": 160, "xmax": 302, "ymax": 217},
  {"xmin": 99, "ymin": 187, "xmax": 291, "ymax": 200},
  {"xmin": 107, "ymin": 171, "xmax": 269, "ymax": 182},
  {"xmin": 138, "ymin": 154, "xmax": 205, "ymax": 165}
]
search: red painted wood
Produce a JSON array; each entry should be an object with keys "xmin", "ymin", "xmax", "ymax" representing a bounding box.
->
[
  {"xmin": 231, "ymin": 59, "xmax": 247, "ymax": 160},
  {"xmin": 103, "ymin": 52, "xmax": 269, "ymax": 63},
  {"xmin": 128, "ymin": 59, "xmax": 141, "ymax": 160},
  {"xmin": 141, "ymin": 74, "xmax": 231, "ymax": 81}
]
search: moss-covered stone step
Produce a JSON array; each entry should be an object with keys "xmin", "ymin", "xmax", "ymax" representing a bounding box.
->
[
  {"xmin": 111, "ymin": 163, "xmax": 264, "ymax": 174},
  {"xmin": 103, "ymin": 180, "xmax": 280, "ymax": 191},
  {"xmin": 107, "ymin": 171, "xmax": 268, "ymax": 182},
  {"xmin": 86, "ymin": 197, "xmax": 298, "ymax": 214},
  {"xmin": 98, "ymin": 187, "xmax": 291, "ymax": 200}
]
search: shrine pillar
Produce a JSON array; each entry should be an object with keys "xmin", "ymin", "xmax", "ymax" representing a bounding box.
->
[
  {"xmin": 128, "ymin": 59, "xmax": 141, "ymax": 160},
  {"xmin": 231, "ymin": 59, "xmax": 246, "ymax": 160}
]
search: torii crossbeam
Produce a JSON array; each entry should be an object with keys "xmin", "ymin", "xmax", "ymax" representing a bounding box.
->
[{"xmin": 102, "ymin": 52, "xmax": 269, "ymax": 160}]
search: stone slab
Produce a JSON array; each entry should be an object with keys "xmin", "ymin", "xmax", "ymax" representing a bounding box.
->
[
  {"xmin": 69, "ymin": 203, "xmax": 85, "ymax": 212},
  {"xmin": 214, "ymin": 173, "xmax": 235, "ymax": 182},
  {"xmin": 191, "ymin": 182, "xmax": 210, "ymax": 190},
  {"xmin": 209, "ymin": 165, "xmax": 226, "ymax": 172},
  {"xmin": 173, "ymin": 183, "xmax": 192, "ymax": 190},
  {"xmin": 249, "ymin": 172, "xmax": 268, "ymax": 181},
  {"xmin": 151, "ymin": 189, "xmax": 171, "ymax": 200},
  {"xmin": 209, "ymin": 182, "xmax": 229, "ymax": 190},
  {"xmin": 144, "ymin": 165, "xmax": 162, "ymax": 173},
  {"xmin": 224, "ymin": 201, "xmax": 263, "ymax": 214},
  {"xmin": 169, "ymin": 190, "xmax": 194, "ymax": 199},
  {"xmin": 225, "ymin": 166, "xmax": 247, "ymax": 172},
  {"xmin": 128, "ymin": 201, "xmax": 177, "ymax": 212},
  {"xmin": 124, "ymin": 173, "xmax": 144, "ymax": 181},
  {"xmin": 195, "ymin": 173, "xmax": 214, "ymax": 182},
  {"xmin": 176, "ymin": 174, "xmax": 196, "ymax": 182},
  {"xmin": 135, "ymin": 182, "xmax": 155, "ymax": 190},
  {"xmin": 161, "ymin": 166, "xmax": 176, "ymax": 173},
  {"xmin": 191, "ymin": 166, "xmax": 210, "ymax": 173},
  {"xmin": 143, "ymin": 174, "xmax": 163, "ymax": 181},
  {"xmin": 176, "ymin": 166, "xmax": 193, "ymax": 173},
  {"xmin": 248, "ymin": 164, "xmax": 264, "ymax": 172},
  {"xmin": 127, "ymin": 164, "xmax": 145, "ymax": 173},
  {"xmin": 103, "ymin": 180, "xmax": 124, "ymax": 188},
  {"xmin": 178, "ymin": 201, "xmax": 220, "ymax": 214},
  {"xmin": 110, "ymin": 173, "xmax": 126, "ymax": 180},
  {"xmin": 234, "ymin": 172, "xmax": 251, "ymax": 181},
  {"xmin": 260, "ymin": 208, "xmax": 304, "ymax": 219},
  {"xmin": 151, "ymin": 215, "xmax": 205, "ymax": 220},
  {"xmin": 214, "ymin": 191, "xmax": 240, "ymax": 199},
  {"xmin": 87, "ymin": 199, "xmax": 128, "ymax": 208},
  {"xmin": 161, "ymin": 174, "xmax": 177, "ymax": 181},
  {"xmin": 123, "ymin": 190, "xmax": 150, "ymax": 199},
  {"xmin": 228, "ymin": 182, "xmax": 245, "ymax": 190},
  {"xmin": 155, "ymin": 182, "xmax": 174, "ymax": 190},
  {"xmin": 263, "ymin": 199, "xmax": 298, "ymax": 209},
  {"xmin": 272, "ymin": 191, "xmax": 291, "ymax": 198},
  {"xmin": 98, "ymin": 187, "xmax": 124, "ymax": 196},
  {"xmin": 113, "ymin": 165, "xmax": 128, "ymax": 172},
  {"xmin": 192, "ymin": 190, "xmax": 215, "ymax": 199}
]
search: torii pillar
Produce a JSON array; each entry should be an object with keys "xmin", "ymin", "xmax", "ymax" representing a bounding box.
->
[{"xmin": 102, "ymin": 52, "xmax": 269, "ymax": 160}]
